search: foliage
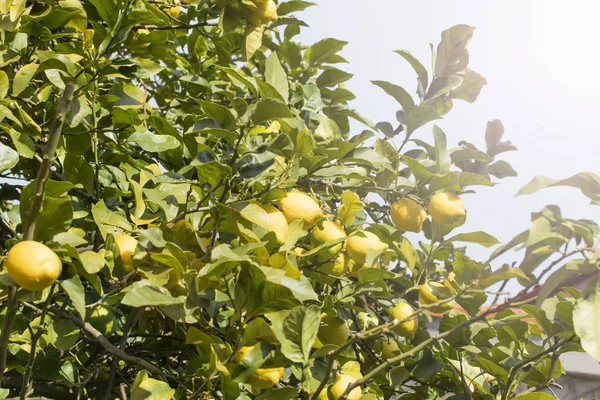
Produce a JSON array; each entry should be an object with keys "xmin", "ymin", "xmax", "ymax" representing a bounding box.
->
[{"xmin": 0, "ymin": 0, "xmax": 599, "ymax": 399}]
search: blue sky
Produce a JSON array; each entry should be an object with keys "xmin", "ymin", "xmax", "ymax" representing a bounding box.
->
[{"xmin": 298, "ymin": 1, "xmax": 600, "ymax": 273}]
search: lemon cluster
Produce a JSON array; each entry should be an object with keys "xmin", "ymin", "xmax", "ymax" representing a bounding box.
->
[{"xmin": 390, "ymin": 191, "xmax": 466, "ymax": 233}]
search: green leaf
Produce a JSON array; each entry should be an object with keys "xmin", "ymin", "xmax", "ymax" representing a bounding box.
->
[
  {"xmin": 265, "ymin": 52, "xmax": 289, "ymax": 101},
  {"xmin": 444, "ymin": 231, "xmax": 500, "ymax": 248},
  {"xmin": 0, "ymin": 142, "xmax": 19, "ymax": 174},
  {"xmin": 0, "ymin": 70, "xmax": 8, "ymax": 98},
  {"xmin": 52, "ymin": 319, "xmax": 80, "ymax": 351},
  {"xmin": 371, "ymin": 80, "xmax": 414, "ymax": 112},
  {"xmin": 434, "ymin": 24, "xmax": 475, "ymax": 76},
  {"xmin": 88, "ymin": 0, "xmax": 118, "ymax": 27},
  {"xmin": 295, "ymin": 130, "xmax": 315, "ymax": 155},
  {"xmin": 316, "ymin": 68, "xmax": 353, "ymax": 88},
  {"xmin": 91, "ymin": 200, "xmax": 131, "ymax": 239},
  {"xmin": 122, "ymin": 283, "xmax": 184, "ymax": 307},
  {"xmin": 338, "ymin": 191, "xmax": 363, "ymax": 226},
  {"xmin": 407, "ymin": 105, "xmax": 441, "ymax": 134},
  {"xmin": 61, "ymin": 275, "xmax": 86, "ymax": 320},
  {"xmin": 425, "ymin": 75, "xmax": 463, "ymax": 102},
  {"xmin": 452, "ymin": 68, "xmax": 487, "ymax": 103},
  {"xmin": 433, "ymin": 125, "xmax": 450, "ymax": 173},
  {"xmin": 573, "ymin": 280, "xmax": 600, "ymax": 362},
  {"xmin": 12, "ymin": 63, "xmax": 38, "ymax": 96},
  {"xmin": 357, "ymin": 268, "xmax": 394, "ymax": 284},
  {"xmin": 130, "ymin": 371, "xmax": 175, "ymax": 400},
  {"xmin": 308, "ymin": 38, "xmax": 348, "ymax": 66},
  {"xmin": 277, "ymin": 1, "xmax": 315, "ymax": 15},
  {"xmin": 252, "ymin": 99, "xmax": 293, "ymax": 124},
  {"xmin": 517, "ymin": 172, "xmax": 600, "ymax": 203},
  {"xmin": 129, "ymin": 131, "xmax": 180, "ymax": 153},
  {"xmin": 487, "ymin": 160, "xmax": 517, "ymax": 179},
  {"xmin": 278, "ymin": 305, "xmax": 320, "ymax": 364},
  {"xmin": 477, "ymin": 264, "xmax": 529, "ymax": 289},
  {"xmin": 244, "ymin": 25, "xmax": 264, "ymax": 61},
  {"xmin": 394, "ymin": 50, "xmax": 429, "ymax": 92},
  {"xmin": 79, "ymin": 251, "xmax": 105, "ymax": 274},
  {"xmin": 511, "ymin": 393, "xmax": 557, "ymax": 400},
  {"xmin": 199, "ymin": 100, "xmax": 236, "ymax": 130},
  {"xmin": 400, "ymin": 238, "xmax": 418, "ymax": 273}
]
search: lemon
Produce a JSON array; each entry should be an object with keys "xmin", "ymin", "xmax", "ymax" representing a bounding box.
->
[
  {"xmin": 388, "ymin": 302, "xmax": 418, "ymax": 337},
  {"xmin": 317, "ymin": 313, "xmax": 348, "ymax": 346},
  {"xmin": 277, "ymin": 191, "xmax": 323, "ymax": 229},
  {"xmin": 86, "ymin": 304, "xmax": 117, "ymax": 336},
  {"xmin": 261, "ymin": 204, "xmax": 288, "ymax": 246},
  {"xmin": 233, "ymin": 345, "xmax": 254, "ymax": 363},
  {"xmin": 328, "ymin": 374, "xmax": 362, "ymax": 400},
  {"xmin": 419, "ymin": 281, "xmax": 453, "ymax": 313},
  {"xmin": 269, "ymin": 252, "xmax": 301, "ymax": 279},
  {"xmin": 311, "ymin": 388, "xmax": 330, "ymax": 400},
  {"xmin": 248, "ymin": 366, "xmax": 284, "ymax": 389},
  {"xmin": 380, "ymin": 338, "xmax": 399, "ymax": 359},
  {"xmin": 390, "ymin": 197, "xmax": 427, "ymax": 232},
  {"xmin": 168, "ymin": 4, "xmax": 181, "ymax": 18},
  {"xmin": 248, "ymin": 0, "xmax": 278, "ymax": 25},
  {"xmin": 311, "ymin": 220, "xmax": 346, "ymax": 258},
  {"xmin": 317, "ymin": 252, "xmax": 347, "ymax": 285},
  {"xmin": 5, "ymin": 241, "xmax": 62, "ymax": 291},
  {"xmin": 346, "ymin": 231, "xmax": 388, "ymax": 265},
  {"xmin": 429, "ymin": 192, "xmax": 466, "ymax": 225},
  {"xmin": 114, "ymin": 234, "xmax": 138, "ymax": 273}
]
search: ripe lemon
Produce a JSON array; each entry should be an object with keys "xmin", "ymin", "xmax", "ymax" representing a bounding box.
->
[
  {"xmin": 248, "ymin": 0, "xmax": 278, "ymax": 25},
  {"xmin": 429, "ymin": 192, "xmax": 466, "ymax": 225},
  {"xmin": 379, "ymin": 338, "xmax": 399, "ymax": 359},
  {"xmin": 390, "ymin": 197, "xmax": 427, "ymax": 232},
  {"xmin": 5, "ymin": 241, "xmax": 62, "ymax": 291},
  {"xmin": 268, "ymin": 252, "xmax": 301, "ymax": 280},
  {"xmin": 311, "ymin": 220, "xmax": 346, "ymax": 258},
  {"xmin": 317, "ymin": 252, "xmax": 347, "ymax": 285},
  {"xmin": 233, "ymin": 345, "xmax": 254, "ymax": 363},
  {"xmin": 317, "ymin": 313, "xmax": 349, "ymax": 346},
  {"xmin": 419, "ymin": 281, "xmax": 453, "ymax": 313},
  {"xmin": 346, "ymin": 231, "xmax": 388, "ymax": 265},
  {"xmin": 261, "ymin": 204, "xmax": 288, "ymax": 246},
  {"xmin": 86, "ymin": 304, "xmax": 117, "ymax": 336},
  {"xmin": 114, "ymin": 234, "xmax": 138, "ymax": 273},
  {"xmin": 388, "ymin": 302, "xmax": 418, "ymax": 337},
  {"xmin": 328, "ymin": 374, "xmax": 362, "ymax": 400},
  {"xmin": 277, "ymin": 191, "xmax": 323, "ymax": 229},
  {"xmin": 168, "ymin": 4, "xmax": 181, "ymax": 18},
  {"xmin": 248, "ymin": 366, "xmax": 284, "ymax": 389}
]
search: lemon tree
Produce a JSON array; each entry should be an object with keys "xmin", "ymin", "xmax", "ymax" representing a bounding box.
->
[{"xmin": 0, "ymin": 1, "xmax": 599, "ymax": 399}]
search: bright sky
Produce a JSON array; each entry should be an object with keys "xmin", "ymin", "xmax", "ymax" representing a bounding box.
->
[{"xmin": 299, "ymin": 1, "xmax": 600, "ymax": 276}]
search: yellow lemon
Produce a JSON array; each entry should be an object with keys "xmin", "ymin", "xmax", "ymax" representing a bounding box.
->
[
  {"xmin": 5, "ymin": 241, "xmax": 62, "ymax": 291},
  {"xmin": 86, "ymin": 304, "xmax": 117, "ymax": 336},
  {"xmin": 311, "ymin": 220, "xmax": 346, "ymax": 258},
  {"xmin": 269, "ymin": 252, "xmax": 301, "ymax": 279},
  {"xmin": 390, "ymin": 197, "xmax": 427, "ymax": 232},
  {"xmin": 317, "ymin": 313, "xmax": 348, "ymax": 346},
  {"xmin": 429, "ymin": 192, "xmax": 466, "ymax": 225},
  {"xmin": 388, "ymin": 302, "xmax": 418, "ymax": 337},
  {"xmin": 249, "ymin": 366, "xmax": 284, "ymax": 389},
  {"xmin": 328, "ymin": 374, "xmax": 362, "ymax": 400},
  {"xmin": 380, "ymin": 338, "xmax": 399, "ymax": 359},
  {"xmin": 248, "ymin": 0, "xmax": 278, "ymax": 25},
  {"xmin": 346, "ymin": 231, "xmax": 388, "ymax": 265},
  {"xmin": 232, "ymin": 345, "xmax": 254, "ymax": 363},
  {"xmin": 277, "ymin": 192, "xmax": 323, "ymax": 229},
  {"xmin": 261, "ymin": 204, "xmax": 288, "ymax": 246},
  {"xmin": 317, "ymin": 252, "xmax": 347, "ymax": 285},
  {"xmin": 311, "ymin": 388, "xmax": 330, "ymax": 400},
  {"xmin": 168, "ymin": 4, "xmax": 181, "ymax": 18},
  {"xmin": 419, "ymin": 281, "xmax": 453, "ymax": 313},
  {"xmin": 114, "ymin": 234, "xmax": 138, "ymax": 273}
]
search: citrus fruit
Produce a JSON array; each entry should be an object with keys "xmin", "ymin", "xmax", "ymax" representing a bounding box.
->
[
  {"xmin": 380, "ymin": 338, "xmax": 399, "ymax": 359},
  {"xmin": 390, "ymin": 197, "xmax": 427, "ymax": 232},
  {"xmin": 317, "ymin": 313, "xmax": 348, "ymax": 346},
  {"xmin": 317, "ymin": 252, "xmax": 347, "ymax": 285},
  {"xmin": 328, "ymin": 374, "xmax": 361, "ymax": 400},
  {"xmin": 248, "ymin": 0, "xmax": 278, "ymax": 25},
  {"xmin": 5, "ymin": 241, "xmax": 62, "ymax": 291},
  {"xmin": 388, "ymin": 302, "xmax": 418, "ymax": 337},
  {"xmin": 346, "ymin": 231, "xmax": 388, "ymax": 265},
  {"xmin": 419, "ymin": 281, "xmax": 453, "ymax": 313},
  {"xmin": 261, "ymin": 204, "xmax": 288, "ymax": 245},
  {"xmin": 114, "ymin": 234, "xmax": 138, "ymax": 273},
  {"xmin": 248, "ymin": 366, "xmax": 284, "ymax": 389},
  {"xmin": 277, "ymin": 191, "xmax": 323, "ymax": 229},
  {"xmin": 311, "ymin": 220, "xmax": 346, "ymax": 258},
  {"xmin": 429, "ymin": 192, "xmax": 466, "ymax": 225},
  {"xmin": 86, "ymin": 304, "xmax": 117, "ymax": 336}
]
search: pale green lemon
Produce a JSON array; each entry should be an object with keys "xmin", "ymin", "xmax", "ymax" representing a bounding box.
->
[{"xmin": 388, "ymin": 302, "xmax": 418, "ymax": 337}]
